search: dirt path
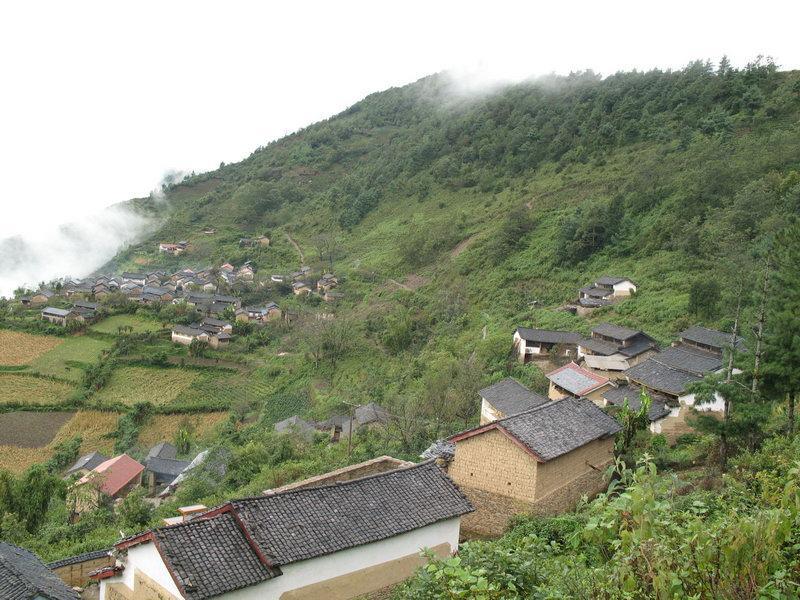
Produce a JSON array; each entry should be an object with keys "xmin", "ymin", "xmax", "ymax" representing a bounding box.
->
[
  {"xmin": 285, "ymin": 232, "xmax": 305, "ymax": 264},
  {"xmin": 450, "ymin": 234, "xmax": 478, "ymax": 258},
  {"xmin": 386, "ymin": 278, "xmax": 411, "ymax": 291}
]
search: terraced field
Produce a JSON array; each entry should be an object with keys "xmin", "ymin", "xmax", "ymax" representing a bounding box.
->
[
  {"xmin": 30, "ymin": 336, "xmax": 111, "ymax": 381},
  {"xmin": 0, "ymin": 373, "xmax": 75, "ymax": 406},
  {"xmin": 0, "ymin": 330, "xmax": 63, "ymax": 365},
  {"xmin": 90, "ymin": 314, "xmax": 163, "ymax": 335},
  {"xmin": 138, "ymin": 412, "xmax": 228, "ymax": 448},
  {"xmin": 174, "ymin": 367, "xmax": 275, "ymax": 410},
  {"xmin": 92, "ymin": 366, "xmax": 199, "ymax": 406},
  {"xmin": 0, "ymin": 410, "xmax": 119, "ymax": 474}
]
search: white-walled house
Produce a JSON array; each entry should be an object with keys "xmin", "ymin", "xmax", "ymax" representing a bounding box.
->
[
  {"xmin": 93, "ymin": 461, "xmax": 472, "ymax": 600},
  {"xmin": 512, "ymin": 328, "xmax": 582, "ymax": 363},
  {"xmin": 478, "ymin": 377, "xmax": 549, "ymax": 424}
]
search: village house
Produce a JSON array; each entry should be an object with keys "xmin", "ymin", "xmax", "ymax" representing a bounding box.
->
[
  {"xmin": 239, "ymin": 235, "xmax": 270, "ymax": 247},
  {"xmin": 73, "ymin": 300, "xmax": 100, "ymax": 321},
  {"xmin": 578, "ymin": 276, "xmax": 637, "ymax": 308},
  {"xmin": 121, "ymin": 272, "xmax": 147, "ymax": 286},
  {"xmin": 512, "ymin": 327, "xmax": 582, "ymax": 363},
  {"xmin": 478, "ymin": 377, "xmax": 549, "ymax": 424},
  {"xmin": 48, "ymin": 549, "xmax": 114, "ymax": 590},
  {"xmin": 41, "ymin": 306, "xmax": 83, "ymax": 326},
  {"xmin": 317, "ymin": 273, "xmax": 339, "ymax": 292},
  {"xmin": 676, "ymin": 325, "xmax": 746, "ymax": 356},
  {"xmin": 237, "ymin": 264, "xmax": 256, "ymax": 281},
  {"xmin": 138, "ymin": 286, "xmax": 174, "ymax": 304},
  {"xmin": 22, "ymin": 289, "xmax": 55, "ymax": 307},
  {"xmin": 546, "ymin": 361, "xmax": 615, "ymax": 402},
  {"xmin": 599, "ymin": 385, "xmax": 672, "ymax": 435},
  {"xmin": 64, "ymin": 451, "xmax": 108, "ymax": 479},
  {"xmin": 292, "ymin": 280, "xmax": 312, "ymax": 295},
  {"xmin": 144, "ymin": 446, "xmax": 191, "ymax": 495},
  {"xmin": 72, "ymin": 454, "xmax": 145, "ymax": 514},
  {"xmin": 324, "ymin": 290, "xmax": 344, "ymax": 302},
  {"xmin": 0, "ymin": 542, "xmax": 80, "ymax": 600},
  {"xmin": 577, "ymin": 322, "xmax": 658, "ymax": 375},
  {"xmin": 236, "ymin": 302, "xmax": 281, "ymax": 323},
  {"xmin": 443, "ymin": 397, "xmax": 620, "ymax": 537},
  {"xmin": 158, "ymin": 449, "xmax": 229, "ymax": 499},
  {"xmin": 92, "ymin": 461, "xmax": 472, "ymax": 600},
  {"xmin": 623, "ymin": 344, "xmax": 730, "ymax": 440},
  {"xmin": 171, "ymin": 322, "xmax": 232, "ymax": 349},
  {"xmin": 159, "ymin": 242, "xmax": 187, "ymax": 256},
  {"xmin": 274, "ymin": 415, "xmax": 317, "ymax": 441}
]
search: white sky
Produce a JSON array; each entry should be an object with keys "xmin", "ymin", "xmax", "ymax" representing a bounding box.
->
[{"xmin": 0, "ymin": 0, "xmax": 797, "ymax": 292}]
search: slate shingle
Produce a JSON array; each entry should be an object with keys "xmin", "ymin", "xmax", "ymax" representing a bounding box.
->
[
  {"xmin": 479, "ymin": 377, "xmax": 548, "ymax": 417},
  {"xmin": 0, "ymin": 542, "xmax": 79, "ymax": 600}
]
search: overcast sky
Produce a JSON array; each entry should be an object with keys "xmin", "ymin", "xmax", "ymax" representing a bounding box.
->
[{"xmin": 0, "ymin": 0, "xmax": 797, "ymax": 291}]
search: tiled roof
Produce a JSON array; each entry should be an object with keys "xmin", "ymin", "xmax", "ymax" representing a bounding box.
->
[
  {"xmin": 274, "ymin": 415, "xmax": 315, "ymax": 434},
  {"xmin": 679, "ymin": 326, "xmax": 746, "ymax": 352},
  {"xmin": 354, "ymin": 402, "xmax": 391, "ymax": 426},
  {"xmin": 147, "ymin": 441, "xmax": 178, "ymax": 461},
  {"xmin": 230, "ymin": 461, "xmax": 472, "ymax": 565},
  {"xmin": 547, "ymin": 362, "xmax": 610, "ymax": 396},
  {"xmin": 117, "ymin": 462, "xmax": 471, "ymax": 599},
  {"xmin": 146, "ymin": 457, "xmax": 191, "ymax": 479},
  {"xmin": 625, "ymin": 359, "xmax": 702, "ymax": 396},
  {"xmin": 65, "ymin": 450, "xmax": 108, "ymax": 475},
  {"xmin": 0, "ymin": 542, "xmax": 79, "ymax": 600},
  {"xmin": 47, "ymin": 548, "xmax": 110, "ymax": 570},
  {"xmin": 515, "ymin": 328, "xmax": 582, "ymax": 345},
  {"xmin": 652, "ymin": 346, "xmax": 723, "ymax": 375},
  {"xmin": 617, "ymin": 336, "xmax": 658, "ymax": 358},
  {"xmin": 479, "ymin": 377, "xmax": 548, "ymax": 417},
  {"xmin": 595, "ymin": 276, "xmax": 630, "ymax": 286},
  {"xmin": 154, "ymin": 513, "xmax": 276, "ymax": 599},
  {"xmin": 42, "ymin": 306, "xmax": 73, "ymax": 317},
  {"xmin": 580, "ymin": 285, "xmax": 613, "ymax": 298},
  {"xmin": 77, "ymin": 454, "xmax": 144, "ymax": 497},
  {"xmin": 452, "ymin": 398, "xmax": 621, "ymax": 461},
  {"xmin": 602, "ymin": 386, "xmax": 671, "ymax": 421},
  {"xmin": 579, "ymin": 337, "xmax": 619, "ymax": 355},
  {"xmin": 592, "ymin": 322, "xmax": 642, "ymax": 341}
]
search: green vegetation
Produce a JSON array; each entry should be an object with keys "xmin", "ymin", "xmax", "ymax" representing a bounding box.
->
[
  {"xmin": 30, "ymin": 336, "xmax": 111, "ymax": 382},
  {"xmin": 0, "ymin": 373, "xmax": 75, "ymax": 407},
  {"xmin": 2, "ymin": 58, "xmax": 800, "ymax": 594}
]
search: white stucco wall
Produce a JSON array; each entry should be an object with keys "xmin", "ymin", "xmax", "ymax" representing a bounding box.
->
[
  {"xmin": 101, "ymin": 518, "xmax": 461, "ymax": 600},
  {"xmin": 480, "ymin": 398, "xmax": 501, "ymax": 423},
  {"xmin": 100, "ymin": 543, "xmax": 183, "ymax": 600},
  {"xmin": 612, "ymin": 281, "xmax": 636, "ymax": 296},
  {"xmin": 680, "ymin": 391, "xmax": 726, "ymax": 413}
]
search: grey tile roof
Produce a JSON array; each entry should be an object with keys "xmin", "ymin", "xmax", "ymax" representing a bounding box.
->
[
  {"xmin": 479, "ymin": 377, "xmax": 548, "ymax": 417},
  {"xmin": 679, "ymin": 326, "xmax": 746, "ymax": 352},
  {"xmin": 126, "ymin": 462, "xmax": 471, "ymax": 599},
  {"xmin": 579, "ymin": 337, "xmax": 619, "ymax": 355},
  {"xmin": 65, "ymin": 450, "xmax": 108, "ymax": 475},
  {"xmin": 154, "ymin": 512, "xmax": 276, "ymax": 599},
  {"xmin": 618, "ymin": 336, "xmax": 658, "ymax": 358},
  {"xmin": 148, "ymin": 441, "xmax": 178, "ymax": 461},
  {"xmin": 515, "ymin": 328, "xmax": 582, "ymax": 345},
  {"xmin": 547, "ymin": 362, "xmax": 610, "ymax": 396},
  {"xmin": 602, "ymin": 386, "xmax": 671, "ymax": 421},
  {"xmin": 232, "ymin": 461, "xmax": 472, "ymax": 565},
  {"xmin": 625, "ymin": 358, "xmax": 703, "ymax": 396},
  {"xmin": 592, "ymin": 322, "xmax": 642, "ymax": 341},
  {"xmin": 580, "ymin": 285, "xmax": 613, "ymax": 298},
  {"xmin": 579, "ymin": 297, "xmax": 611, "ymax": 307},
  {"xmin": 652, "ymin": 346, "xmax": 723, "ymax": 375},
  {"xmin": 457, "ymin": 398, "xmax": 620, "ymax": 461},
  {"xmin": 354, "ymin": 402, "xmax": 391, "ymax": 426},
  {"xmin": 421, "ymin": 440, "xmax": 456, "ymax": 461},
  {"xmin": 42, "ymin": 306, "xmax": 73, "ymax": 317},
  {"xmin": 47, "ymin": 548, "xmax": 110, "ymax": 570},
  {"xmin": 0, "ymin": 542, "xmax": 79, "ymax": 600},
  {"xmin": 147, "ymin": 457, "xmax": 191, "ymax": 480},
  {"xmin": 595, "ymin": 276, "xmax": 629, "ymax": 286}
]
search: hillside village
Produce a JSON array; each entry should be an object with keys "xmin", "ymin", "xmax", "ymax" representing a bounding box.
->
[{"xmin": 1, "ymin": 59, "xmax": 800, "ymax": 599}]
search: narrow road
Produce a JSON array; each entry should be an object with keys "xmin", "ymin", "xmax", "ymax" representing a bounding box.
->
[{"xmin": 285, "ymin": 232, "xmax": 305, "ymax": 264}]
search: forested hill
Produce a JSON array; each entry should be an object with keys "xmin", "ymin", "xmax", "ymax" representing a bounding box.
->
[{"xmin": 115, "ymin": 58, "xmax": 800, "ymax": 344}]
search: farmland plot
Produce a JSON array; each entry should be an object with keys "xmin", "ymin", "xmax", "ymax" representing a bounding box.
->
[
  {"xmin": 92, "ymin": 366, "xmax": 198, "ymax": 406},
  {"xmin": 0, "ymin": 373, "xmax": 75, "ymax": 406},
  {"xmin": 0, "ymin": 330, "xmax": 63, "ymax": 366},
  {"xmin": 31, "ymin": 336, "xmax": 111, "ymax": 381},
  {"xmin": 90, "ymin": 314, "xmax": 163, "ymax": 335}
]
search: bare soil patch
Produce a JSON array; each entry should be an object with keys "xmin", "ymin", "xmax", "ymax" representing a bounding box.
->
[
  {"xmin": 0, "ymin": 411, "xmax": 75, "ymax": 447},
  {"xmin": 450, "ymin": 234, "xmax": 478, "ymax": 258}
]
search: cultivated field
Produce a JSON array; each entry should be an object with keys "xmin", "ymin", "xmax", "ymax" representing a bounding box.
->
[
  {"xmin": 0, "ymin": 410, "xmax": 119, "ymax": 474},
  {"xmin": 0, "ymin": 330, "xmax": 63, "ymax": 366},
  {"xmin": 137, "ymin": 412, "xmax": 228, "ymax": 449},
  {"xmin": 92, "ymin": 366, "xmax": 198, "ymax": 406},
  {"xmin": 30, "ymin": 336, "xmax": 111, "ymax": 381},
  {"xmin": 90, "ymin": 314, "xmax": 162, "ymax": 335},
  {"xmin": 0, "ymin": 373, "xmax": 75, "ymax": 406}
]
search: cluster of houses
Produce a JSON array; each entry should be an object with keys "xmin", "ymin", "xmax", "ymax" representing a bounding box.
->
[
  {"xmin": 41, "ymin": 301, "xmax": 100, "ymax": 326},
  {"xmin": 561, "ymin": 275, "xmax": 638, "ymax": 314},
  {"xmin": 274, "ymin": 402, "xmax": 391, "ymax": 442},
  {"xmin": 65, "ymin": 442, "xmax": 215, "ymax": 515},
  {"xmin": 158, "ymin": 241, "xmax": 189, "ymax": 256},
  {"xmin": 171, "ymin": 317, "xmax": 234, "ymax": 349},
  {"xmin": 287, "ymin": 266, "xmax": 342, "ymax": 302},
  {"xmin": 514, "ymin": 321, "xmax": 743, "ymax": 441},
  {"xmin": 239, "ymin": 234, "xmax": 270, "ymax": 248}
]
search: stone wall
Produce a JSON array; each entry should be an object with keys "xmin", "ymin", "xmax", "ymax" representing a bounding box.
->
[
  {"xmin": 457, "ymin": 486, "xmax": 537, "ymax": 538},
  {"xmin": 52, "ymin": 555, "xmax": 114, "ymax": 588}
]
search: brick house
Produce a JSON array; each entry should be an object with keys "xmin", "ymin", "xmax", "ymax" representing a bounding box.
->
[
  {"xmin": 41, "ymin": 306, "xmax": 83, "ymax": 326},
  {"xmin": 478, "ymin": 377, "xmax": 548, "ymax": 424},
  {"xmin": 444, "ymin": 398, "xmax": 620, "ymax": 537},
  {"xmin": 93, "ymin": 462, "xmax": 472, "ymax": 600},
  {"xmin": 546, "ymin": 362, "xmax": 615, "ymax": 403},
  {"xmin": 512, "ymin": 328, "xmax": 582, "ymax": 363},
  {"xmin": 72, "ymin": 454, "xmax": 145, "ymax": 513}
]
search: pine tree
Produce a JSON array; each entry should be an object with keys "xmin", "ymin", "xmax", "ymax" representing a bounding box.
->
[{"xmin": 763, "ymin": 221, "xmax": 800, "ymax": 434}]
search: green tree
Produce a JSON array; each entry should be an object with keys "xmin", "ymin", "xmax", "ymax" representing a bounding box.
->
[
  {"xmin": 118, "ymin": 488, "xmax": 153, "ymax": 530},
  {"xmin": 763, "ymin": 221, "xmax": 800, "ymax": 434},
  {"xmin": 688, "ymin": 278, "xmax": 721, "ymax": 319}
]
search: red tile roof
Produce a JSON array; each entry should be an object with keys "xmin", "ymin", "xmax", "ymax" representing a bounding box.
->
[{"xmin": 77, "ymin": 454, "xmax": 144, "ymax": 497}]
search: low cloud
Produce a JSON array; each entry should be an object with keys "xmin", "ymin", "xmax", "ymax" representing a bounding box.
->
[{"xmin": 0, "ymin": 205, "xmax": 152, "ymax": 297}]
